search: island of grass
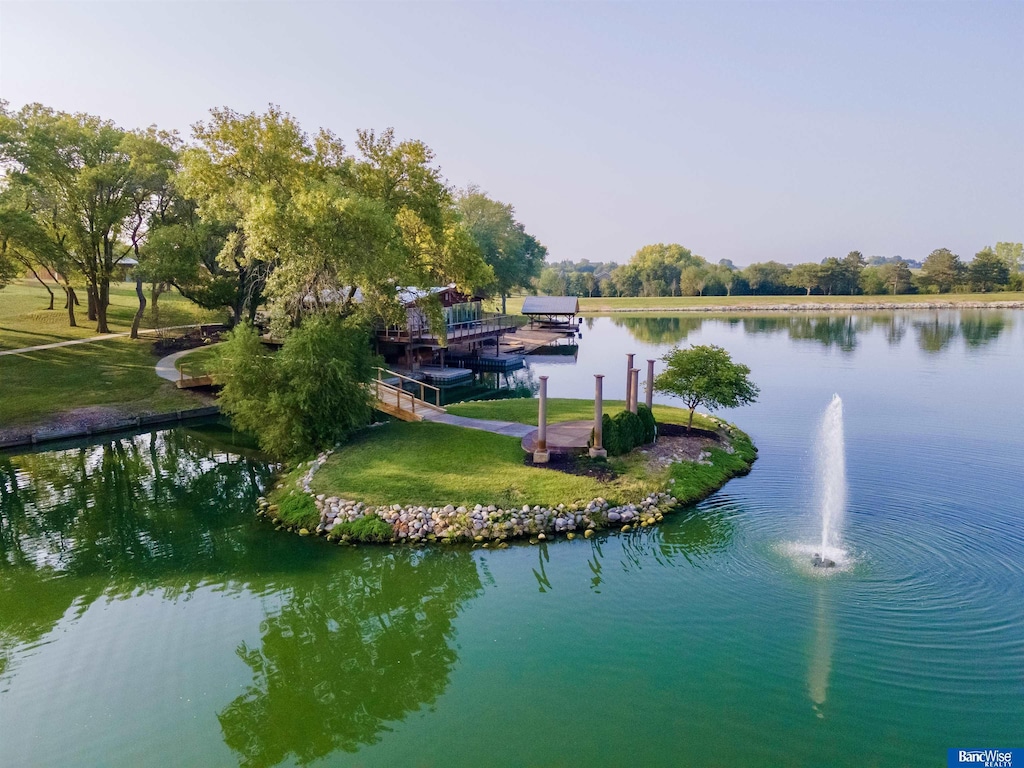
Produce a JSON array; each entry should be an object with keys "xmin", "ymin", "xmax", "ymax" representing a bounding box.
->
[{"xmin": 260, "ymin": 398, "xmax": 756, "ymax": 545}]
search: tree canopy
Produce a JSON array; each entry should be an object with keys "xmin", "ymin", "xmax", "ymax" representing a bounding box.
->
[
  {"xmin": 456, "ymin": 186, "xmax": 546, "ymax": 312},
  {"xmin": 653, "ymin": 344, "xmax": 759, "ymax": 430}
]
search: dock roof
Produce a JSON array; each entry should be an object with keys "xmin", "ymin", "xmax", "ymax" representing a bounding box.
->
[{"xmin": 521, "ymin": 296, "xmax": 580, "ymax": 316}]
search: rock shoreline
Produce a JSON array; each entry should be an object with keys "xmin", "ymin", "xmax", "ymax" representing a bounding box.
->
[{"xmin": 257, "ymin": 429, "xmax": 754, "ymax": 546}]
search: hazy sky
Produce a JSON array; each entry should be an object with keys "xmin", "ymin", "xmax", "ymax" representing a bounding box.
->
[{"xmin": 1, "ymin": 1, "xmax": 1021, "ymax": 266}]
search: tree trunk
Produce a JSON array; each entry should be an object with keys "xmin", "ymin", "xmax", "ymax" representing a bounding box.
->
[
  {"xmin": 806, "ymin": 287, "xmax": 812, "ymax": 296},
  {"xmin": 26, "ymin": 265, "xmax": 56, "ymax": 309},
  {"xmin": 65, "ymin": 286, "xmax": 78, "ymax": 327},
  {"xmin": 96, "ymin": 279, "xmax": 110, "ymax": 333},
  {"xmin": 130, "ymin": 276, "xmax": 147, "ymax": 339},
  {"xmin": 86, "ymin": 285, "xmax": 98, "ymax": 322},
  {"xmin": 501, "ymin": 293, "xmax": 507, "ymax": 314},
  {"xmin": 688, "ymin": 406, "xmax": 696, "ymax": 432}
]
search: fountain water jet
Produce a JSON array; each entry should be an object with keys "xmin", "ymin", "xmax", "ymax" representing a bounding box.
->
[{"xmin": 813, "ymin": 394, "xmax": 846, "ymax": 568}]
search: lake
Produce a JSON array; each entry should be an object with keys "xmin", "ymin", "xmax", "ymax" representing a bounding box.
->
[{"xmin": 1, "ymin": 310, "xmax": 1021, "ymax": 767}]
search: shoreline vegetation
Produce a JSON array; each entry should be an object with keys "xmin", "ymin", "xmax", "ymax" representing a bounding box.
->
[{"xmin": 259, "ymin": 400, "xmax": 757, "ymax": 546}]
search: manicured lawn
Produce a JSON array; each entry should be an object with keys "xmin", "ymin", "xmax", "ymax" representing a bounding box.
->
[
  {"xmin": 0, "ymin": 338, "xmax": 202, "ymax": 428},
  {"xmin": 446, "ymin": 397, "xmax": 721, "ymax": 430},
  {"xmin": 0, "ymin": 280, "xmax": 227, "ymax": 351},
  {"xmin": 309, "ymin": 421, "xmax": 619, "ymax": 508}
]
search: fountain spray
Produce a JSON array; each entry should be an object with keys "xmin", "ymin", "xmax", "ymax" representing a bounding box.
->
[{"xmin": 813, "ymin": 394, "xmax": 846, "ymax": 568}]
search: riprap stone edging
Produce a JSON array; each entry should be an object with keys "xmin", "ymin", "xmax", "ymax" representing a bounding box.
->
[{"xmin": 256, "ymin": 446, "xmax": 681, "ymax": 545}]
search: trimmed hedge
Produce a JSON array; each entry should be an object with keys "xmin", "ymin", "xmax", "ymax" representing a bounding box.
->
[
  {"xmin": 593, "ymin": 407, "xmax": 657, "ymax": 456},
  {"xmin": 637, "ymin": 404, "xmax": 657, "ymax": 443}
]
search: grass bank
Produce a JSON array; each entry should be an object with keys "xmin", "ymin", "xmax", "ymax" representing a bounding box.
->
[
  {"xmin": 0, "ymin": 338, "xmax": 203, "ymax": 431},
  {"xmin": 265, "ymin": 401, "xmax": 756, "ymax": 544},
  {"xmin": 493, "ymin": 292, "xmax": 1024, "ymax": 315}
]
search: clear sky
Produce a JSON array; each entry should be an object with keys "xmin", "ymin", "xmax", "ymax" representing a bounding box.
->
[{"xmin": 1, "ymin": 1, "xmax": 1021, "ymax": 266}]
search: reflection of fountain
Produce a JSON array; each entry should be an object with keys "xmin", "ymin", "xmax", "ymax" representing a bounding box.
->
[
  {"xmin": 807, "ymin": 585, "xmax": 833, "ymax": 716},
  {"xmin": 813, "ymin": 395, "xmax": 846, "ymax": 568}
]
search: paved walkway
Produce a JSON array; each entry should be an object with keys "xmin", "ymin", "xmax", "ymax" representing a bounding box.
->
[
  {"xmin": 0, "ymin": 324, "xmax": 211, "ymax": 357},
  {"xmin": 421, "ymin": 411, "xmax": 535, "ymax": 438},
  {"xmin": 154, "ymin": 348, "xmax": 201, "ymax": 383}
]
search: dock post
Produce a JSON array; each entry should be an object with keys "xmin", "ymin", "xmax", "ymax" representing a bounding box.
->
[
  {"xmin": 534, "ymin": 375, "xmax": 550, "ymax": 463},
  {"xmin": 646, "ymin": 359, "xmax": 655, "ymax": 409},
  {"xmin": 590, "ymin": 374, "xmax": 607, "ymax": 458},
  {"xmin": 629, "ymin": 369, "xmax": 640, "ymax": 413}
]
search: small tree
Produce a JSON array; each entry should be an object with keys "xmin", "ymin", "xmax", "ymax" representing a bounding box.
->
[{"xmin": 654, "ymin": 344, "xmax": 759, "ymax": 430}]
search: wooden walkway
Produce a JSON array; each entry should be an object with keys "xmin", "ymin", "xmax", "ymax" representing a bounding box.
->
[{"xmin": 373, "ymin": 368, "xmax": 446, "ymax": 422}]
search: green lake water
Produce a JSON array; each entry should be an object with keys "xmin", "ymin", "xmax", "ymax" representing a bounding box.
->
[{"xmin": 1, "ymin": 310, "xmax": 1022, "ymax": 767}]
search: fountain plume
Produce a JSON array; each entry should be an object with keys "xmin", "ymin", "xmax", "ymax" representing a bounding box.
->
[{"xmin": 815, "ymin": 394, "xmax": 847, "ymax": 565}]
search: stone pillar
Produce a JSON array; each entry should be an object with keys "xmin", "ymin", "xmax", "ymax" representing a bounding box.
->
[
  {"xmin": 626, "ymin": 353, "xmax": 634, "ymax": 405},
  {"xmin": 629, "ymin": 369, "xmax": 640, "ymax": 413},
  {"xmin": 534, "ymin": 375, "xmax": 550, "ymax": 463},
  {"xmin": 646, "ymin": 359, "xmax": 655, "ymax": 409},
  {"xmin": 590, "ymin": 374, "xmax": 606, "ymax": 458}
]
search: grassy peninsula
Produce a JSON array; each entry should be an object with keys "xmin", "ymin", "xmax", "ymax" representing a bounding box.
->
[{"xmin": 265, "ymin": 400, "xmax": 756, "ymax": 543}]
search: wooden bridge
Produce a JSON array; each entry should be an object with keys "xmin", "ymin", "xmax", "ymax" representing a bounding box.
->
[{"xmin": 373, "ymin": 367, "xmax": 446, "ymax": 422}]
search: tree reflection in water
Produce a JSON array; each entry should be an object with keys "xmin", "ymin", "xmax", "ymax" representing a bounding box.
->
[
  {"xmin": 0, "ymin": 426, "xmax": 273, "ymax": 681},
  {"xmin": 618, "ymin": 503, "xmax": 737, "ymax": 570},
  {"xmin": 611, "ymin": 315, "xmax": 704, "ymax": 345},
  {"xmin": 613, "ymin": 311, "xmax": 1010, "ymax": 354},
  {"xmin": 218, "ymin": 548, "xmax": 481, "ymax": 766}
]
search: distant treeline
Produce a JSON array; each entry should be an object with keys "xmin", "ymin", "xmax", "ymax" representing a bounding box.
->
[{"xmin": 538, "ymin": 243, "xmax": 1024, "ymax": 298}]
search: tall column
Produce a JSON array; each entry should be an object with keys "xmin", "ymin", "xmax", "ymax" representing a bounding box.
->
[
  {"xmin": 590, "ymin": 374, "xmax": 606, "ymax": 458},
  {"xmin": 534, "ymin": 375, "xmax": 550, "ymax": 463},
  {"xmin": 645, "ymin": 359, "xmax": 655, "ymax": 409},
  {"xmin": 629, "ymin": 369, "xmax": 640, "ymax": 413},
  {"xmin": 626, "ymin": 353, "xmax": 634, "ymax": 405}
]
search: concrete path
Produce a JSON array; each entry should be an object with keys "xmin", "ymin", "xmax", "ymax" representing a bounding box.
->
[
  {"xmin": 0, "ymin": 324, "xmax": 211, "ymax": 357},
  {"xmin": 421, "ymin": 411, "xmax": 535, "ymax": 438},
  {"xmin": 154, "ymin": 348, "xmax": 202, "ymax": 383}
]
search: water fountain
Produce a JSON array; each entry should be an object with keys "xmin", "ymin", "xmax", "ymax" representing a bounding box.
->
[{"xmin": 813, "ymin": 394, "xmax": 846, "ymax": 568}]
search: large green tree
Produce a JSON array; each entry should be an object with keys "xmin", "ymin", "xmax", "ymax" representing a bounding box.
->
[
  {"xmin": 456, "ymin": 186, "xmax": 546, "ymax": 312},
  {"xmin": 0, "ymin": 103, "xmax": 173, "ymax": 333},
  {"xmin": 653, "ymin": 344, "xmax": 760, "ymax": 430},
  {"xmin": 180, "ymin": 108, "xmax": 491, "ymax": 329},
  {"xmin": 918, "ymin": 248, "xmax": 965, "ymax": 293},
  {"xmin": 968, "ymin": 247, "xmax": 1010, "ymax": 292},
  {"xmin": 786, "ymin": 262, "xmax": 824, "ymax": 296},
  {"xmin": 878, "ymin": 258, "xmax": 913, "ymax": 295}
]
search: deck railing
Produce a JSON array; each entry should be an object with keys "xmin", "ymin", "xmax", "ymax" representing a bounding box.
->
[
  {"xmin": 375, "ymin": 367, "xmax": 442, "ymax": 409},
  {"xmin": 376, "ymin": 313, "xmax": 518, "ymax": 344}
]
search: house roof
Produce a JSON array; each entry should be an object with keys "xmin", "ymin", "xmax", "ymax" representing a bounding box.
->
[{"xmin": 521, "ymin": 296, "xmax": 580, "ymax": 315}]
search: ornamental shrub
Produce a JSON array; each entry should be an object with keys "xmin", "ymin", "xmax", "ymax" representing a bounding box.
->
[
  {"xmin": 612, "ymin": 410, "xmax": 644, "ymax": 452},
  {"xmin": 601, "ymin": 413, "xmax": 624, "ymax": 456},
  {"xmin": 636, "ymin": 404, "xmax": 657, "ymax": 444}
]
